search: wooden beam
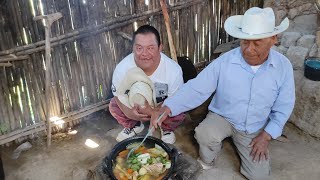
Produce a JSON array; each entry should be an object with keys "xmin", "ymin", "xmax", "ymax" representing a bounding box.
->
[
  {"xmin": 117, "ymin": 32, "xmax": 133, "ymax": 41},
  {"xmin": 0, "ymin": 55, "xmax": 29, "ymax": 62},
  {"xmin": 160, "ymin": 0, "xmax": 177, "ymax": 62},
  {"xmin": 0, "ymin": 63, "xmax": 13, "ymax": 67},
  {"xmin": 213, "ymin": 40, "xmax": 240, "ymax": 54},
  {"xmin": 0, "ymin": 122, "xmax": 45, "ymax": 142},
  {"xmin": 62, "ymin": 103, "xmax": 109, "ymax": 124},
  {"xmin": 56, "ymin": 100, "xmax": 110, "ymax": 120},
  {"xmin": 0, "ymin": 126, "xmax": 46, "ymax": 145}
]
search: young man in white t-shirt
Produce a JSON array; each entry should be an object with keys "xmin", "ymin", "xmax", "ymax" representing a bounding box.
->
[{"xmin": 109, "ymin": 25, "xmax": 185, "ymax": 144}]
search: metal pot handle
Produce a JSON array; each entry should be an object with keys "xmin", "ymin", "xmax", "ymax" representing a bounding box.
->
[
  {"xmin": 102, "ymin": 157, "xmax": 110, "ymax": 174},
  {"xmin": 170, "ymin": 147, "xmax": 180, "ymax": 162},
  {"xmin": 172, "ymin": 173, "xmax": 183, "ymax": 180},
  {"xmin": 170, "ymin": 147, "xmax": 183, "ymax": 171},
  {"xmin": 169, "ymin": 147, "xmax": 184, "ymax": 179}
]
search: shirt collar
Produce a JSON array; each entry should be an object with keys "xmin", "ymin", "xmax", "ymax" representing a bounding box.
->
[
  {"xmin": 230, "ymin": 48, "xmax": 242, "ymax": 65},
  {"xmin": 266, "ymin": 49, "xmax": 276, "ymax": 68},
  {"xmin": 231, "ymin": 48, "xmax": 276, "ymax": 68}
]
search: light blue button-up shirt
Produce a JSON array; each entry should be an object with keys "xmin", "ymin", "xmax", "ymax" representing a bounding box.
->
[{"xmin": 164, "ymin": 47, "xmax": 295, "ymax": 139}]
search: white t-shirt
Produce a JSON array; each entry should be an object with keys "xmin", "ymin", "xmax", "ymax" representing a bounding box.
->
[
  {"xmin": 111, "ymin": 52, "xmax": 184, "ymax": 104},
  {"xmin": 251, "ymin": 65, "xmax": 261, "ymax": 73}
]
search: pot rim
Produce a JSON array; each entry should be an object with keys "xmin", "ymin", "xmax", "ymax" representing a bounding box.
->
[{"xmin": 305, "ymin": 59, "xmax": 320, "ymax": 70}]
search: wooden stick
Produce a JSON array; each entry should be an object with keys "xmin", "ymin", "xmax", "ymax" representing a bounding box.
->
[
  {"xmin": 9, "ymin": 1, "xmax": 23, "ymax": 46},
  {"xmin": 0, "ymin": 125, "xmax": 46, "ymax": 145},
  {"xmin": 0, "ymin": 55, "xmax": 29, "ymax": 63},
  {"xmin": 30, "ymin": 53, "xmax": 45, "ymax": 123},
  {"xmin": 59, "ymin": 103, "xmax": 109, "ymax": 124},
  {"xmin": 0, "ymin": 122, "xmax": 45, "ymax": 141},
  {"xmin": 58, "ymin": 100, "xmax": 110, "ymax": 119},
  {"xmin": 25, "ymin": 57, "xmax": 40, "ymax": 124},
  {"xmin": 77, "ymin": 43, "xmax": 90, "ymax": 107},
  {"xmin": 18, "ymin": 63, "xmax": 30, "ymax": 128},
  {"xmin": 1, "ymin": 68, "xmax": 16, "ymax": 131},
  {"xmin": 160, "ymin": 0, "xmax": 177, "ymax": 62},
  {"xmin": 56, "ymin": 46, "xmax": 68, "ymax": 112},
  {"xmin": 117, "ymin": 32, "xmax": 133, "ymax": 41},
  {"xmin": 50, "ymin": 50, "xmax": 61, "ymax": 116},
  {"xmin": 34, "ymin": 12, "xmax": 63, "ymax": 147},
  {"xmin": 9, "ymin": 66, "xmax": 21, "ymax": 128},
  {"xmin": 0, "ymin": 63, "xmax": 12, "ymax": 67},
  {"xmin": 44, "ymin": 24, "xmax": 53, "ymax": 148},
  {"xmin": 0, "ymin": 72, "xmax": 7, "ymax": 135}
]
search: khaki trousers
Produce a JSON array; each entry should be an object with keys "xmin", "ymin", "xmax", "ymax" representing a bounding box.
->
[{"xmin": 195, "ymin": 111, "xmax": 271, "ymax": 180}]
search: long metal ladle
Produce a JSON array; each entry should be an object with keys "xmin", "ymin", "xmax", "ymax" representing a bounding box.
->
[{"xmin": 126, "ymin": 112, "xmax": 166, "ymax": 159}]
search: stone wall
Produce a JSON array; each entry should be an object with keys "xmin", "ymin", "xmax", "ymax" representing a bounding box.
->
[{"xmin": 266, "ymin": 0, "xmax": 320, "ymax": 138}]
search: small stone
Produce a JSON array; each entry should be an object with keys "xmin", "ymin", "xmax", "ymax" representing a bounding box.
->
[{"xmin": 11, "ymin": 141, "xmax": 32, "ymax": 159}]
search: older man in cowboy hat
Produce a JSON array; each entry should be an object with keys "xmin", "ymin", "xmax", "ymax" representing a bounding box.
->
[
  {"xmin": 151, "ymin": 7, "xmax": 295, "ymax": 179},
  {"xmin": 109, "ymin": 25, "xmax": 185, "ymax": 144}
]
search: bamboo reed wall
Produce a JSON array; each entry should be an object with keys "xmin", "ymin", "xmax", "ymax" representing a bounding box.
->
[{"xmin": 0, "ymin": 0, "xmax": 263, "ymax": 145}]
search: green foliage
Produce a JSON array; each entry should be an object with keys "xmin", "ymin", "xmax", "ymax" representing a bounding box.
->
[{"xmin": 0, "ymin": 123, "xmax": 9, "ymax": 134}]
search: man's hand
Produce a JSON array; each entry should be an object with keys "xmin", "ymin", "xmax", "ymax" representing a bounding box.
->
[
  {"xmin": 131, "ymin": 104, "xmax": 150, "ymax": 121},
  {"xmin": 150, "ymin": 106, "xmax": 171, "ymax": 129},
  {"xmin": 114, "ymin": 97, "xmax": 149, "ymax": 121},
  {"xmin": 137, "ymin": 100, "xmax": 154, "ymax": 116},
  {"xmin": 248, "ymin": 130, "xmax": 272, "ymax": 163}
]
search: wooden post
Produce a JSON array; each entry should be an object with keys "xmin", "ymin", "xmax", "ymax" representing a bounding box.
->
[
  {"xmin": 160, "ymin": 0, "xmax": 177, "ymax": 62},
  {"xmin": 33, "ymin": 12, "xmax": 62, "ymax": 147}
]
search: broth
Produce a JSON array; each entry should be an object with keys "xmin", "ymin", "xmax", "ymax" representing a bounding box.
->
[{"xmin": 112, "ymin": 144, "xmax": 171, "ymax": 180}]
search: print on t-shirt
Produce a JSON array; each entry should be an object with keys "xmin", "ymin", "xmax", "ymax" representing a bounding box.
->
[
  {"xmin": 111, "ymin": 84, "xmax": 116, "ymax": 93},
  {"xmin": 154, "ymin": 82, "xmax": 168, "ymax": 103}
]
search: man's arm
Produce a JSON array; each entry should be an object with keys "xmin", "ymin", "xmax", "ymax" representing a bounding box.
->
[
  {"xmin": 250, "ymin": 62, "xmax": 295, "ymax": 163},
  {"xmin": 264, "ymin": 63, "xmax": 295, "ymax": 139},
  {"xmin": 163, "ymin": 60, "xmax": 221, "ymax": 116},
  {"xmin": 149, "ymin": 60, "xmax": 221, "ymax": 129}
]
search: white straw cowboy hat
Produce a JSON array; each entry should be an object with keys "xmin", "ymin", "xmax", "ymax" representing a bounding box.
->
[
  {"xmin": 117, "ymin": 67, "xmax": 156, "ymax": 109},
  {"xmin": 224, "ymin": 7, "xmax": 289, "ymax": 40}
]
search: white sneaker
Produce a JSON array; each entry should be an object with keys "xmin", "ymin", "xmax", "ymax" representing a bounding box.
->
[
  {"xmin": 116, "ymin": 122, "xmax": 144, "ymax": 142},
  {"xmin": 160, "ymin": 129, "xmax": 176, "ymax": 144},
  {"xmin": 197, "ymin": 158, "xmax": 214, "ymax": 170}
]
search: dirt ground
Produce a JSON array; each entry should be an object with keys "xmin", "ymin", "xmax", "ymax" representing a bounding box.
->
[{"xmin": 2, "ymin": 108, "xmax": 320, "ymax": 180}]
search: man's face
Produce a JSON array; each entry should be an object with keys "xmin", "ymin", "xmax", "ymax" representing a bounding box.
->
[
  {"xmin": 240, "ymin": 36, "xmax": 277, "ymax": 65},
  {"xmin": 133, "ymin": 33, "xmax": 162, "ymax": 74}
]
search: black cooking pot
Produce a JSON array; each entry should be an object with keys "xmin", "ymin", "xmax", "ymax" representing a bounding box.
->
[
  {"xmin": 304, "ymin": 58, "xmax": 320, "ymax": 81},
  {"xmin": 102, "ymin": 136, "xmax": 180, "ymax": 180}
]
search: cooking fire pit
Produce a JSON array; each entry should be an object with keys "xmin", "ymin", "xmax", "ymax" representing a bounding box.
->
[{"xmin": 91, "ymin": 136, "xmax": 202, "ymax": 180}]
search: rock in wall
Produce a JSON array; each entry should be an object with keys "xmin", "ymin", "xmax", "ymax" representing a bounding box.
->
[{"xmin": 266, "ymin": 0, "xmax": 320, "ymax": 138}]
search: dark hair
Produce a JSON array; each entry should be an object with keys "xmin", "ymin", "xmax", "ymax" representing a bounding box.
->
[{"xmin": 133, "ymin": 25, "xmax": 161, "ymax": 47}]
